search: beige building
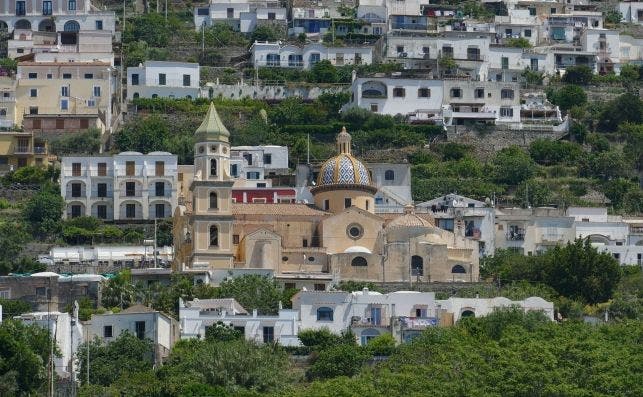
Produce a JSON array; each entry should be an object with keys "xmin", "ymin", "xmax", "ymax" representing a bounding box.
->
[
  {"xmin": 174, "ymin": 105, "xmax": 479, "ymax": 286},
  {"xmin": 0, "ymin": 130, "xmax": 50, "ymax": 173},
  {"xmin": 15, "ymin": 60, "xmax": 113, "ymax": 135}
]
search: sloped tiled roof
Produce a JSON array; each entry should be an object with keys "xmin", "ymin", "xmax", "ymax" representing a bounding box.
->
[
  {"xmin": 195, "ymin": 102, "xmax": 230, "ymax": 142},
  {"xmin": 232, "ymin": 203, "xmax": 329, "ymax": 217}
]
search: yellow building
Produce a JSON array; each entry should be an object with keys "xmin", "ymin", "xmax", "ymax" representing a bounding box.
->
[
  {"xmin": 174, "ymin": 105, "xmax": 480, "ymax": 287},
  {"xmin": 0, "ymin": 130, "xmax": 50, "ymax": 173}
]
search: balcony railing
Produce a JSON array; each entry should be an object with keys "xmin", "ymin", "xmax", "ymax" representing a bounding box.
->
[
  {"xmin": 506, "ymin": 231, "xmax": 525, "ymax": 241},
  {"xmin": 14, "ymin": 146, "xmax": 31, "ymax": 154},
  {"xmin": 34, "ymin": 146, "xmax": 47, "ymax": 155}
]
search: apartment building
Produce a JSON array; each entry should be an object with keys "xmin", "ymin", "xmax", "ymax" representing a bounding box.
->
[
  {"xmin": 0, "ymin": 130, "xmax": 49, "ymax": 173},
  {"xmin": 8, "ymin": 29, "xmax": 112, "ymax": 60},
  {"xmin": 619, "ymin": 2, "xmax": 643, "ymax": 24},
  {"xmin": 127, "ymin": 61, "xmax": 200, "ymax": 100},
  {"xmin": 194, "ymin": 0, "xmax": 287, "ymax": 33},
  {"xmin": 251, "ymin": 41, "xmax": 374, "ymax": 69},
  {"xmin": 0, "ymin": 0, "xmax": 115, "ymax": 37},
  {"xmin": 86, "ymin": 305, "xmax": 180, "ymax": 362},
  {"xmin": 16, "ymin": 57, "xmax": 114, "ymax": 133},
  {"xmin": 289, "ymin": 0, "xmax": 357, "ymax": 36},
  {"xmin": 229, "ymin": 145, "xmax": 288, "ymax": 186},
  {"xmin": 344, "ymin": 76, "xmax": 523, "ymax": 126},
  {"xmin": 60, "ymin": 152, "xmax": 178, "ymax": 221}
]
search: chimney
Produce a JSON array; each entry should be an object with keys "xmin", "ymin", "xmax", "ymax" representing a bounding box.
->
[
  {"xmin": 252, "ymin": 309, "xmax": 258, "ymax": 317},
  {"xmin": 362, "ymin": 287, "xmax": 369, "ymax": 295}
]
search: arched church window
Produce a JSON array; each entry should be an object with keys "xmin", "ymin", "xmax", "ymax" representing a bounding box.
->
[
  {"xmin": 210, "ymin": 159, "xmax": 217, "ymax": 177},
  {"xmin": 209, "ymin": 225, "xmax": 218, "ymax": 247},
  {"xmin": 209, "ymin": 192, "xmax": 217, "ymax": 209},
  {"xmin": 451, "ymin": 264, "xmax": 466, "ymax": 274},
  {"xmin": 411, "ymin": 255, "xmax": 423, "ymax": 276},
  {"xmin": 351, "ymin": 256, "xmax": 367, "ymax": 266}
]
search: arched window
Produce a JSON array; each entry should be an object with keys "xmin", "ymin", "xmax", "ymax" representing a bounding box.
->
[
  {"xmin": 152, "ymin": 94, "xmax": 158, "ymax": 98},
  {"xmin": 316, "ymin": 307, "xmax": 333, "ymax": 321},
  {"xmin": 64, "ymin": 21, "xmax": 80, "ymax": 32},
  {"xmin": 133, "ymin": 93, "xmax": 139, "ymax": 99},
  {"xmin": 209, "ymin": 225, "xmax": 218, "ymax": 247},
  {"xmin": 411, "ymin": 255, "xmax": 423, "ymax": 276},
  {"xmin": 209, "ymin": 192, "xmax": 218, "ymax": 209},
  {"xmin": 210, "ymin": 159, "xmax": 217, "ymax": 177},
  {"xmin": 461, "ymin": 310, "xmax": 475, "ymax": 318},
  {"xmin": 451, "ymin": 264, "xmax": 466, "ymax": 274},
  {"xmin": 351, "ymin": 256, "xmax": 368, "ymax": 266},
  {"xmin": 360, "ymin": 328, "xmax": 380, "ymax": 346},
  {"xmin": 384, "ymin": 170, "xmax": 394, "ymax": 181},
  {"xmin": 15, "ymin": 20, "xmax": 31, "ymax": 30}
]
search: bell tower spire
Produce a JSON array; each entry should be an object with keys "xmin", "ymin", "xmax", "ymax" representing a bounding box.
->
[{"xmin": 336, "ymin": 126, "xmax": 352, "ymax": 155}]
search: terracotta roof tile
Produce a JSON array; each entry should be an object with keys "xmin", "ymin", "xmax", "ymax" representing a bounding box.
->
[{"xmin": 232, "ymin": 203, "xmax": 329, "ymax": 217}]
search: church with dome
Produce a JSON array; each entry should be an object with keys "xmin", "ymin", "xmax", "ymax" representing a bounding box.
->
[{"xmin": 173, "ymin": 104, "xmax": 480, "ymax": 288}]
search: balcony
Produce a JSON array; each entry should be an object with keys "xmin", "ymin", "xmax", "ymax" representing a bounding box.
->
[
  {"xmin": 541, "ymin": 234, "xmax": 566, "ymax": 244},
  {"xmin": 351, "ymin": 318, "xmax": 390, "ymax": 327},
  {"xmin": 506, "ymin": 231, "xmax": 525, "ymax": 241},
  {"xmin": 14, "ymin": 145, "xmax": 31, "ymax": 154},
  {"xmin": 398, "ymin": 316, "xmax": 438, "ymax": 329}
]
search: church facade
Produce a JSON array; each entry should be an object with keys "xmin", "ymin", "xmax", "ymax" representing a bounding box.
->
[{"xmin": 173, "ymin": 104, "xmax": 480, "ymax": 287}]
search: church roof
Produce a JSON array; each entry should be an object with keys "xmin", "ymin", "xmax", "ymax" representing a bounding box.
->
[
  {"xmin": 232, "ymin": 203, "xmax": 329, "ymax": 217},
  {"xmin": 195, "ymin": 102, "xmax": 230, "ymax": 142},
  {"xmin": 386, "ymin": 206, "xmax": 435, "ymax": 228}
]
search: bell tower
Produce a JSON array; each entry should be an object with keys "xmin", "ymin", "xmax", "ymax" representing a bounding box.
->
[{"xmin": 189, "ymin": 103, "xmax": 234, "ymax": 269}]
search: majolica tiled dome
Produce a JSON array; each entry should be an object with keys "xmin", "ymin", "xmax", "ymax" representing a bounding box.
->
[
  {"xmin": 318, "ymin": 153, "xmax": 371, "ymax": 186},
  {"xmin": 317, "ymin": 127, "xmax": 371, "ymax": 187}
]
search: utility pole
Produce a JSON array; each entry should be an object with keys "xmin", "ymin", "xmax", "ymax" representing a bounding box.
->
[{"xmin": 153, "ymin": 217, "xmax": 158, "ymax": 268}]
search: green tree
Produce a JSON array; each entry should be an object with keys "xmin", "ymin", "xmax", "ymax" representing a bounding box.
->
[
  {"xmin": 620, "ymin": 63, "xmax": 640, "ymax": 83},
  {"xmin": 366, "ymin": 333, "xmax": 397, "ymax": 356},
  {"xmin": 307, "ymin": 343, "xmax": 369, "ymax": 380},
  {"xmin": 598, "ymin": 93, "xmax": 643, "ymax": 131},
  {"xmin": 101, "ymin": 270, "xmax": 136, "ymax": 309},
  {"xmin": 549, "ymin": 84, "xmax": 587, "ymax": 111},
  {"xmin": 619, "ymin": 122, "xmax": 643, "ymax": 171},
  {"xmin": 4, "ymin": 165, "xmax": 49, "ymax": 185},
  {"xmin": 602, "ymin": 178, "xmax": 638, "ymax": 208},
  {"xmin": 22, "ymin": 189, "xmax": 64, "ymax": 240},
  {"xmin": 250, "ymin": 25, "xmax": 282, "ymax": 42},
  {"xmin": 516, "ymin": 179, "xmax": 551, "ymax": 207},
  {"xmin": 505, "ymin": 37, "xmax": 531, "ymax": 48},
  {"xmin": 298, "ymin": 328, "xmax": 353, "ymax": 350},
  {"xmin": 50, "ymin": 128, "xmax": 101, "ymax": 155},
  {"xmin": 310, "ymin": 60, "xmax": 338, "ymax": 83},
  {"xmin": 0, "ymin": 320, "xmax": 56, "ymax": 395},
  {"xmin": 113, "ymin": 115, "xmax": 171, "ymax": 153},
  {"xmin": 528, "ymin": 138, "xmax": 583, "ymax": 165},
  {"xmin": 123, "ymin": 13, "xmax": 170, "ymax": 47},
  {"xmin": 217, "ymin": 275, "xmax": 283, "ymax": 315},
  {"xmin": 562, "ymin": 65, "xmax": 594, "ymax": 85},
  {"xmin": 492, "ymin": 146, "xmax": 535, "ymax": 185},
  {"xmin": 0, "ymin": 298, "xmax": 31, "ymax": 319},
  {"xmin": 78, "ymin": 332, "xmax": 154, "ymax": 386},
  {"xmin": 0, "ymin": 221, "xmax": 31, "ymax": 275},
  {"xmin": 205, "ymin": 321, "xmax": 243, "ymax": 342},
  {"xmin": 604, "ymin": 10, "xmax": 623, "ymax": 24}
]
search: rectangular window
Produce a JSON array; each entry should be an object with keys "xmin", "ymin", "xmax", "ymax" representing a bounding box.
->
[
  {"xmin": 72, "ymin": 162, "xmax": 81, "ymax": 176},
  {"xmin": 197, "ymin": 7, "xmax": 209, "ymax": 16},
  {"xmin": 126, "ymin": 161, "xmax": 135, "ymax": 176},
  {"xmin": 230, "ymin": 164, "xmax": 238, "ymax": 177},
  {"xmin": 93, "ymin": 86, "xmax": 101, "ymax": 97},
  {"xmin": 158, "ymin": 73, "xmax": 166, "ymax": 85},
  {"xmin": 155, "ymin": 161, "xmax": 164, "ymax": 176},
  {"xmin": 500, "ymin": 107, "xmax": 514, "ymax": 117},
  {"xmin": 80, "ymin": 119, "xmax": 89, "ymax": 129},
  {"xmin": 263, "ymin": 154, "xmax": 272, "ymax": 164},
  {"xmin": 418, "ymin": 88, "xmax": 430, "ymax": 98},
  {"xmin": 344, "ymin": 198, "xmax": 352, "ymax": 208},
  {"xmin": 530, "ymin": 58, "xmax": 539, "ymax": 71},
  {"xmin": 16, "ymin": 1, "xmax": 25, "ymax": 16},
  {"xmin": 126, "ymin": 203, "xmax": 136, "ymax": 218},
  {"xmin": 95, "ymin": 20, "xmax": 103, "ymax": 30},
  {"xmin": 97, "ymin": 204, "xmax": 107, "ymax": 219},
  {"xmin": 47, "ymin": 73, "xmax": 52, "ymax": 79},
  {"xmin": 501, "ymin": 57, "xmax": 509, "ymax": 70},
  {"xmin": 268, "ymin": 12, "xmax": 276, "ymax": 20},
  {"xmin": 370, "ymin": 103, "xmax": 378, "ymax": 112},
  {"xmin": 71, "ymin": 183, "xmax": 81, "ymax": 197},
  {"xmin": 131, "ymin": 74, "xmax": 139, "ymax": 86},
  {"xmin": 103, "ymin": 325, "xmax": 113, "ymax": 338},
  {"xmin": 97, "ymin": 183, "xmax": 107, "ymax": 197},
  {"xmin": 284, "ymin": 282, "xmax": 296, "ymax": 289},
  {"xmin": 43, "ymin": 1, "xmax": 52, "ymax": 15},
  {"xmin": 71, "ymin": 205, "xmax": 81, "ymax": 218},
  {"xmin": 524, "ymin": 29, "xmax": 532, "ymax": 37},
  {"xmin": 474, "ymin": 88, "xmax": 484, "ymax": 98},
  {"xmin": 451, "ymin": 88, "xmax": 462, "ymax": 98},
  {"xmin": 60, "ymin": 86, "xmax": 68, "ymax": 98},
  {"xmin": 263, "ymin": 326, "xmax": 274, "ymax": 343},
  {"xmin": 30, "ymin": 89, "xmax": 37, "ymax": 98},
  {"xmin": 303, "ymin": 238, "xmax": 308, "ymax": 247},
  {"xmin": 125, "ymin": 182, "xmax": 136, "ymax": 197},
  {"xmin": 227, "ymin": 7, "xmax": 234, "ymax": 18},
  {"xmin": 182, "ymin": 74, "xmax": 190, "ymax": 87},
  {"xmin": 155, "ymin": 203, "xmax": 165, "ymax": 218},
  {"xmin": 323, "ymin": 199, "xmax": 329, "ymax": 211},
  {"xmin": 335, "ymin": 53, "xmax": 344, "ymax": 66},
  {"xmin": 232, "ymin": 234, "xmax": 240, "ymax": 244},
  {"xmin": 83, "ymin": 73, "xmax": 93, "ymax": 79},
  {"xmin": 97, "ymin": 162, "xmax": 107, "ymax": 176},
  {"xmin": 63, "ymin": 73, "xmax": 72, "ymax": 79},
  {"xmin": 28, "ymin": 72, "xmax": 37, "ymax": 79},
  {"xmin": 550, "ymin": 7, "xmax": 556, "ymax": 14},
  {"xmin": 68, "ymin": 0, "xmax": 76, "ymax": 10},
  {"xmin": 60, "ymin": 99, "xmax": 68, "ymax": 110},
  {"xmin": 442, "ymin": 46, "xmax": 453, "ymax": 58},
  {"xmin": 314, "ymin": 283, "xmax": 325, "ymax": 291},
  {"xmin": 0, "ymin": 289, "xmax": 10, "ymax": 299},
  {"xmin": 135, "ymin": 321, "xmax": 146, "ymax": 339},
  {"xmin": 155, "ymin": 181, "xmax": 164, "ymax": 197},
  {"xmin": 392, "ymin": 87, "xmax": 405, "ymax": 98},
  {"xmin": 396, "ymin": 45, "xmax": 404, "ymax": 53}
]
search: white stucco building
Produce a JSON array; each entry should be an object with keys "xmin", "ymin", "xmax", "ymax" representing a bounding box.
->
[
  {"xmin": 250, "ymin": 41, "xmax": 374, "ymax": 69},
  {"xmin": 194, "ymin": 0, "xmax": 287, "ymax": 33},
  {"xmin": 60, "ymin": 152, "xmax": 178, "ymax": 221},
  {"xmin": 229, "ymin": 145, "xmax": 289, "ymax": 187},
  {"xmin": 127, "ymin": 61, "xmax": 200, "ymax": 101},
  {"xmin": 86, "ymin": 305, "xmax": 180, "ymax": 362},
  {"xmin": 619, "ymin": 2, "xmax": 643, "ymax": 25}
]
